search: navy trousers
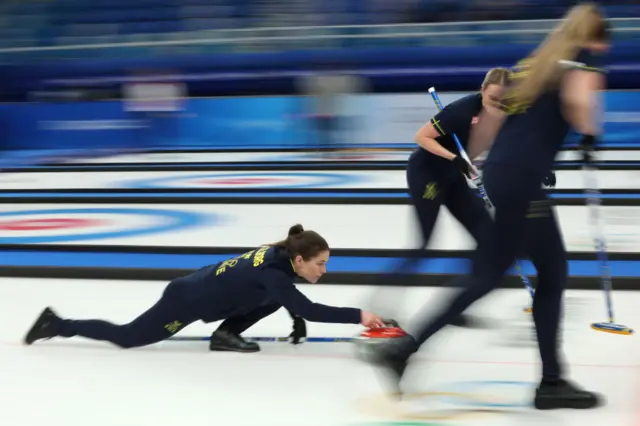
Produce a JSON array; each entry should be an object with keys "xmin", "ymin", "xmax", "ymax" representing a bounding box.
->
[
  {"xmin": 392, "ymin": 151, "xmax": 492, "ymax": 276},
  {"xmin": 58, "ymin": 280, "xmax": 281, "ymax": 348},
  {"xmin": 406, "ymin": 165, "xmax": 567, "ymax": 379}
]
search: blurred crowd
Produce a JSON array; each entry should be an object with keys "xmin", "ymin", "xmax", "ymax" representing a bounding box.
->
[{"xmin": 1, "ymin": 0, "xmax": 640, "ymax": 49}]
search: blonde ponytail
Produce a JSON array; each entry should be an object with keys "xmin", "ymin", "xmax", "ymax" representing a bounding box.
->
[{"xmin": 502, "ymin": 3, "xmax": 608, "ymax": 112}]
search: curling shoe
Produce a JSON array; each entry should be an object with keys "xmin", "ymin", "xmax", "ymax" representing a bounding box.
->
[
  {"xmin": 534, "ymin": 379, "xmax": 604, "ymax": 410},
  {"xmin": 368, "ymin": 334, "xmax": 417, "ymax": 398},
  {"xmin": 209, "ymin": 329, "xmax": 260, "ymax": 353},
  {"xmin": 452, "ymin": 313, "xmax": 493, "ymax": 329},
  {"xmin": 449, "ymin": 313, "xmax": 487, "ymax": 328},
  {"xmin": 24, "ymin": 307, "xmax": 62, "ymax": 345}
]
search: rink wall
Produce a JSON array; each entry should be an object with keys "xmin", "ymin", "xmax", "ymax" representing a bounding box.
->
[{"xmin": 3, "ymin": 91, "xmax": 640, "ymax": 151}]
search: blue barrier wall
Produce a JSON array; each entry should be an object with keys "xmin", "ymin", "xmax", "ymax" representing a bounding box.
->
[
  {"xmin": 0, "ymin": 97, "xmax": 308, "ymax": 150},
  {"xmin": 2, "ymin": 91, "xmax": 640, "ymax": 151}
]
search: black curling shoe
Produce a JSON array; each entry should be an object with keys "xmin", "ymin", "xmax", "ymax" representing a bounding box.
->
[
  {"xmin": 534, "ymin": 379, "xmax": 604, "ymax": 410},
  {"xmin": 209, "ymin": 329, "xmax": 260, "ymax": 353},
  {"xmin": 449, "ymin": 313, "xmax": 487, "ymax": 328},
  {"xmin": 24, "ymin": 307, "xmax": 61, "ymax": 345},
  {"xmin": 367, "ymin": 334, "xmax": 417, "ymax": 398}
]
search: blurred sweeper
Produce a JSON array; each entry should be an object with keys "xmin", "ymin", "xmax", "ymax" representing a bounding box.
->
[
  {"xmin": 380, "ymin": 68, "xmax": 554, "ymax": 327},
  {"xmin": 371, "ymin": 2, "xmax": 610, "ymax": 410},
  {"xmin": 384, "ymin": 68, "xmax": 510, "ymax": 328},
  {"xmin": 405, "ymin": 68, "xmax": 510, "ymax": 268}
]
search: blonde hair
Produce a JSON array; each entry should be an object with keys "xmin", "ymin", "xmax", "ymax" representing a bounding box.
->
[
  {"xmin": 481, "ymin": 67, "xmax": 511, "ymax": 90},
  {"xmin": 502, "ymin": 3, "xmax": 609, "ymax": 111}
]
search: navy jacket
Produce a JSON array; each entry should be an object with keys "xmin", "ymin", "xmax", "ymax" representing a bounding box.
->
[
  {"xmin": 174, "ymin": 245, "xmax": 362, "ymax": 324},
  {"xmin": 415, "ymin": 92, "xmax": 484, "ymax": 176}
]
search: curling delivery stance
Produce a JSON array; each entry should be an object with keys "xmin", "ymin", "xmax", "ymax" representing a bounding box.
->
[
  {"xmin": 371, "ymin": 3, "xmax": 609, "ymax": 410},
  {"xmin": 24, "ymin": 225, "xmax": 385, "ymax": 352}
]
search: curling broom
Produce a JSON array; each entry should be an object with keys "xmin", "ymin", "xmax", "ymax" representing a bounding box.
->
[
  {"xmin": 168, "ymin": 335, "xmax": 354, "ymax": 343},
  {"xmin": 428, "ymin": 86, "xmax": 536, "ymax": 312},
  {"xmin": 167, "ymin": 319, "xmax": 407, "ymax": 343},
  {"xmin": 582, "ymin": 160, "xmax": 633, "ymax": 335}
]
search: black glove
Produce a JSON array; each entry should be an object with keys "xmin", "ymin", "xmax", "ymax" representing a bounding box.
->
[
  {"xmin": 543, "ymin": 171, "xmax": 556, "ymax": 187},
  {"xmin": 287, "ymin": 310, "xmax": 307, "ymax": 344},
  {"xmin": 452, "ymin": 155, "xmax": 474, "ymax": 178},
  {"xmin": 578, "ymin": 134, "xmax": 597, "ymax": 164}
]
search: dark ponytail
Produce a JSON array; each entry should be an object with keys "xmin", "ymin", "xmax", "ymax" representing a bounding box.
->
[
  {"xmin": 287, "ymin": 224, "xmax": 304, "ymax": 236},
  {"xmin": 272, "ymin": 224, "xmax": 329, "ymax": 260}
]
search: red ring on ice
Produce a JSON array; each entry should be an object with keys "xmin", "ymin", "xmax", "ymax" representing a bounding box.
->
[{"xmin": 0, "ymin": 218, "xmax": 106, "ymax": 231}]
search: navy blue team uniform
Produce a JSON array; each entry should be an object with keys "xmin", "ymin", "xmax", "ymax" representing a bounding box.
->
[
  {"xmin": 24, "ymin": 245, "xmax": 362, "ymax": 351},
  {"xmin": 385, "ymin": 94, "xmax": 493, "ymax": 314},
  {"xmin": 404, "ymin": 94, "xmax": 491, "ymax": 259},
  {"xmin": 373, "ymin": 49, "xmax": 606, "ymax": 409},
  {"xmin": 400, "ymin": 93, "xmax": 553, "ymax": 276}
]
